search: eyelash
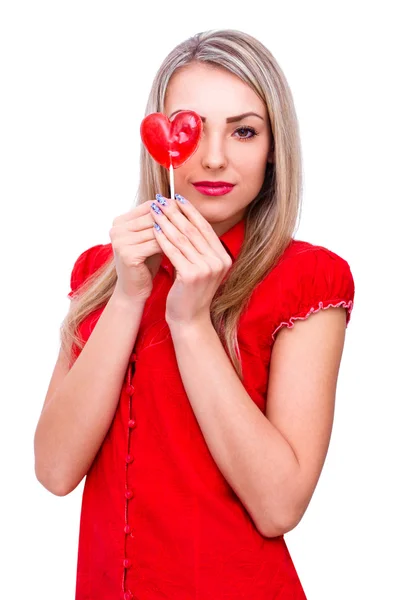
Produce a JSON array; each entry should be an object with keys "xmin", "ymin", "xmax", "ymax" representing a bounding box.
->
[{"xmin": 234, "ymin": 125, "xmax": 258, "ymax": 141}]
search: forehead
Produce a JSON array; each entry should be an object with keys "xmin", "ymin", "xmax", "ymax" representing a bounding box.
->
[{"xmin": 164, "ymin": 62, "xmax": 265, "ymax": 118}]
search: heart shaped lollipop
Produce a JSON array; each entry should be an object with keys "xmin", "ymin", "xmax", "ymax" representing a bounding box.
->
[
  {"xmin": 140, "ymin": 110, "xmax": 203, "ymax": 169},
  {"xmin": 140, "ymin": 110, "xmax": 203, "ymax": 199}
]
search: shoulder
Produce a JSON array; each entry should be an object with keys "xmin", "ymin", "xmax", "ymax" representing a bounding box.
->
[
  {"xmin": 68, "ymin": 243, "xmax": 113, "ymax": 299},
  {"xmin": 268, "ymin": 238, "xmax": 355, "ymax": 340},
  {"xmin": 278, "ymin": 238, "xmax": 352, "ymax": 270},
  {"xmin": 274, "ymin": 238, "xmax": 354, "ymax": 288}
]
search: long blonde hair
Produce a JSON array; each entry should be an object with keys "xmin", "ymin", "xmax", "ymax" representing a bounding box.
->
[{"xmin": 60, "ymin": 29, "xmax": 303, "ymax": 380}]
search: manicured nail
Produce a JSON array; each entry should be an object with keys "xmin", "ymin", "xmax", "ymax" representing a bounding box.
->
[
  {"xmin": 153, "ymin": 222, "xmax": 162, "ymax": 232},
  {"xmin": 155, "ymin": 193, "xmax": 168, "ymax": 206},
  {"xmin": 175, "ymin": 193, "xmax": 187, "ymax": 204},
  {"xmin": 151, "ymin": 201, "xmax": 162, "ymax": 215}
]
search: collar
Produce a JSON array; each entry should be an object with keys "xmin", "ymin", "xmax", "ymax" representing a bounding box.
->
[
  {"xmin": 219, "ymin": 217, "xmax": 246, "ymax": 260},
  {"xmin": 160, "ymin": 217, "xmax": 246, "ymax": 275}
]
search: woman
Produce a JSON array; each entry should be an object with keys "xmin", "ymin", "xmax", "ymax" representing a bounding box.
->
[{"xmin": 34, "ymin": 29, "xmax": 355, "ymax": 599}]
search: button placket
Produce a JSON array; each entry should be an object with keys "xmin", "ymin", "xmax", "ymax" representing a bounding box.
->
[{"xmin": 122, "ymin": 355, "xmax": 137, "ymax": 597}]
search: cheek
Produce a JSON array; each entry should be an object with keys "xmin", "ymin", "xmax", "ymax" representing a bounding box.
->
[
  {"xmin": 173, "ymin": 162, "xmax": 190, "ymax": 181},
  {"xmin": 172, "ymin": 162, "xmax": 195, "ymax": 194},
  {"xmin": 169, "ymin": 168, "xmax": 190, "ymax": 198},
  {"xmin": 241, "ymin": 155, "xmax": 267, "ymax": 181}
]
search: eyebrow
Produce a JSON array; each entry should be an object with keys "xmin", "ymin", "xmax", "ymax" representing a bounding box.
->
[{"xmin": 169, "ymin": 110, "xmax": 265, "ymax": 123}]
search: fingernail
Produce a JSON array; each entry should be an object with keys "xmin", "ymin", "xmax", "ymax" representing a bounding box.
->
[
  {"xmin": 151, "ymin": 201, "xmax": 162, "ymax": 215},
  {"xmin": 155, "ymin": 193, "xmax": 168, "ymax": 206},
  {"xmin": 153, "ymin": 222, "xmax": 162, "ymax": 232},
  {"xmin": 175, "ymin": 193, "xmax": 187, "ymax": 204}
]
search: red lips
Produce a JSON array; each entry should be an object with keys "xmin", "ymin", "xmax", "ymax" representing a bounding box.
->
[{"xmin": 193, "ymin": 181, "xmax": 235, "ymax": 187}]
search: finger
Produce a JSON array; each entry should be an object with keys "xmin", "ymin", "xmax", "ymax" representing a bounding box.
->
[
  {"xmin": 151, "ymin": 205, "xmax": 219, "ymax": 272},
  {"xmin": 169, "ymin": 194, "xmax": 228, "ymax": 258},
  {"xmin": 112, "ymin": 200, "xmax": 153, "ymax": 225},
  {"xmin": 128, "ymin": 226, "xmax": 158, "ymax": 244},
  {"xmin": 151, "ymin": 203, "xmax": 210, "ymax": 258},
  {"xmin": 126, "ymin": 211, "xmax": 158, "ymax": 232},
  {"xmin": 152, "ymin": 195, "xmax": 222, "ymax": 259},
  {"xmin": 152, "ymin": 221, "xmax": 197, "ymax": 274}
]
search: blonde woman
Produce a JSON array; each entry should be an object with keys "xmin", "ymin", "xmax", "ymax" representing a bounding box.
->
[{"xmin": 34, "ymin": 29, "xmax": 355, "ymax": 600}]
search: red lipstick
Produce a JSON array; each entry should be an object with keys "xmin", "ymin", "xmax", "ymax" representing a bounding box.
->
[{"xmin": 193, "ymin": 181, "xmax": 235, "ymax": 196}]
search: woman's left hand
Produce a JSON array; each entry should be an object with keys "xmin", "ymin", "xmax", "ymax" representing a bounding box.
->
[{"xmin": 150, "ymin": 193, "xmax": 233, "ymax": 329}]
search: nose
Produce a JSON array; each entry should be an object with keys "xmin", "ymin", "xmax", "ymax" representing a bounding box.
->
[{"xmin": 200, "ymin": 132, "xmax": 228, "ymax": 170}]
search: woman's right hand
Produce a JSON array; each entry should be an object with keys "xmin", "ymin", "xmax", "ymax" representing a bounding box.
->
[{"xmin": 109, "ymin": 200, "xmax": 163, "ymax": 302}]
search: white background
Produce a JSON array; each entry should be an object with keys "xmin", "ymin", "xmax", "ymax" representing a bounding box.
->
[{"xmin": 1, "ymin": 1, "xmax": 395, "ymax": 598}]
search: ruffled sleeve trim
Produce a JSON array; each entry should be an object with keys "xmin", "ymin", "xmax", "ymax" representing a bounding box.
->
[{"xmin": 271, "ymin": 298, "xmax": 354, "ymax": 341}]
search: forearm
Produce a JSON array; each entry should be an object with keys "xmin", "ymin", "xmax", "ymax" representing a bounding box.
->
[
  {"xmin": 169, "ymin": 319, "xmax": 301, "ymax": 538},
  {"xmin": 34, "ymin": 290, "xmax": 146, "ymax": 496}
]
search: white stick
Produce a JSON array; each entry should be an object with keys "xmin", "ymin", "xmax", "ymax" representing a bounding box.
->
[{"xmin": 169, "ymin": 163, "xmax": 175, "ymax": 200}]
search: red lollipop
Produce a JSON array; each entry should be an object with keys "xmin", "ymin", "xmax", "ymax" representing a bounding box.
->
[{"xmin": 140, "ymin": 110, "xmax": 203, "ymax": 199}]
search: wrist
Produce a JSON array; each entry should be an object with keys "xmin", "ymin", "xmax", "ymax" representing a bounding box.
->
[
  {"xmin": 110, "ymin": 288, "xmax": 148, "ymax": 312},
  {"xmin": 167, "ymin": 315, "xmax": 213, "ymax": 336}
]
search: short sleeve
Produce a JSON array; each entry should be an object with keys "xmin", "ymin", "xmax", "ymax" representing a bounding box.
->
[
  {"xmin": 271, "ymin": 246, "xmax": 355, "ymax": 341},
  {"xmin": 67, "ymin": 244, "xmax": 106, "ymax": 300}
]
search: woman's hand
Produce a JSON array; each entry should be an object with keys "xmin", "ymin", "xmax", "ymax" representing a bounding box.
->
[
  {"xmin": 150, "ymin": 193, "xmax": 233, "ymax": 328},
  {"xmin": 110, "ymin": 200, "xmax": 164, "ymax": 302}
]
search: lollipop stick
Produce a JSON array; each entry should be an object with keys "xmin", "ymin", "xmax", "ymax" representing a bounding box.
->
[{"xmin": 169, "ymin": 163, "xmax": 175, "ymax": 200}]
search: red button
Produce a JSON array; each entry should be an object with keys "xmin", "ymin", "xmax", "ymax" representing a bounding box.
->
[
  {"xmin": 124, "ymin": 524, "xmax": 131, "ymax": 534},
  {"xmin": 123, "ymin": 558, "xmax": 131, "ymax": 568},
  {"xmin": 125, "ymin": 384, "xmax": 135, "ymax": 395},
  {"xmin": 128, "ymin": 419, "xmax": 136, "ymax": 429},
  {"xmin": 124, "ymin": 592, "xmax": 132, "ymax": 600},
  {"xmin": 125, "ymin": 454, "xmax": 134, "ymax": 463},
  {"xmin": 125, "ymin": 489, "xmax": 134, "ymax": 499}
]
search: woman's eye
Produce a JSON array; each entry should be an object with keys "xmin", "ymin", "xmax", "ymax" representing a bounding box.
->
[{"xmin": 234, "ymin": 126, "xmax": 258, "ymax": 141}]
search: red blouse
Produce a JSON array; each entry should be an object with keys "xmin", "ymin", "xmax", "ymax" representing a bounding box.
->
[{"xmin": 67, "ymin": 217, "xmax": 355, "ymax": 599}]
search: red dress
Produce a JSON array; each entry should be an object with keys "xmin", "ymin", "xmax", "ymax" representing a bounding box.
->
[{"xmin": 68, "ymin": 217, "xmax": 355, "ymax": 599}]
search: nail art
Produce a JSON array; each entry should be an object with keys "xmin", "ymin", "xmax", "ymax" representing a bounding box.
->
[
  {"xmin": 153, "ymin": 222, "xmax": 162, "ymax": 232},
  {"xmin": 174, "ymin": 193, "xmax": 187, "ymax": 204},
  {"xmin": 151, "ymin": 201, "xmax": 162, "ymax": 215},
  {"xmin": 155, "ymin": 193, "xmax": 168, "ymax": 206}
]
